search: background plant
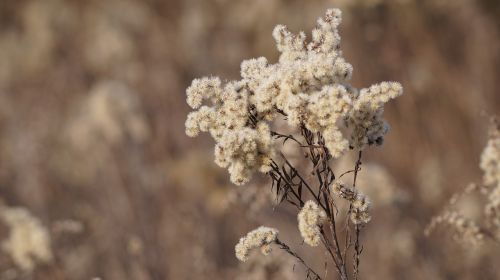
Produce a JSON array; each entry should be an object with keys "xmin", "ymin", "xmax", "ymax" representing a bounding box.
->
[{"xmin": 426, "ymin": 117, "xmax": 500, "ymax": 245}]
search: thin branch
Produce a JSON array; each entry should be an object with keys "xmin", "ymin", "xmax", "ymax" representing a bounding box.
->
[
  {"xmin": 320, "ymin": 229, "xmax": 349, "ymax": 280},
  {"xmin": 354, "ymin": 226, "xmax": 362, "ymax": 280},
  {"xmin": 338, "ymin": 169, "xmax": 357, "ymax": 179},
  {"xmin": 299, "ymin": 124, "xmax": 349, "ymax": 280},
  {"xmin": 271, "ymin": 130, "xmax": 304, "ymax": 146},
  {"xmin": 352, "ymin": 151, "xmax": 362, "ymax": 189},
  {"xmin": 275, "ymin": 239, "xmax": 322, "ymax": 280},
  {"xmin": 352, "ymin": 151, "xmax": 363, "ymax": 280},
  {"xmin": 280, "ymin": 153, "xmax": 327, "ymax": 211},
  {"xmin": 269, "ymin": 163, "xmax": 304, "ymax": 208}
]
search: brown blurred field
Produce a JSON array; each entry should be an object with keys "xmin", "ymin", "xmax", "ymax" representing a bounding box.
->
[{"xmin": 0, "ymin": 0, "xmax": 498, "ymax": 279}]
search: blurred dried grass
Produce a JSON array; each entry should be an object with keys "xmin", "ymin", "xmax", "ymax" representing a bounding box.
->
[{"xmin": 0, "ymin": 0, "xmax": 498, "ymax": 279}]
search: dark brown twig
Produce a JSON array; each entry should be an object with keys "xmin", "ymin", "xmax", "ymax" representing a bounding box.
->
[
  {"xmin": 352, "ymin": 151, "xmax": 363, "ymax": 280},
  {"xmin": 275, "ymin": 239, "xmax": 322, "ymax": 280}
]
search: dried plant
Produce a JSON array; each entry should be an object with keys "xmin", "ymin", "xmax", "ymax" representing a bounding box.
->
[
  {"xmin": 184, "ymin": 8, "xmax": 402, "ymax": 280},
  {"xmin": 0, "ymin": 205, "xmax": 53, "ymax": 272},
  {"xmin": 426, "ymin": 117, "xmax": 500, "ymax": 245}
]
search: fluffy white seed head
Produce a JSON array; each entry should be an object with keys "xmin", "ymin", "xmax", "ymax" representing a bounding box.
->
[
  {"xmin": 331, "ymin": 180, "xmax": 372, "ymax": 224},
  {"xmin": 480, "ymin": 120, "xmax": 500, "ymax": 188},
  {"xmin": 185, "ymin": 8, "xmax": 402, "ymax": 185},
  {"xmin": 186, "ymin": 77, "xmax": 222, "ymax": 109},
  {"xmin": 426, "ymin": 121, "xmax": 500, "ymax": 244},
  {"xmin": 235, "ymin": 226, "xmax": 279, "ymax": 262},
  {"xmin": 425, "ymin": 210, "xmax": 484, "ymax": 245},
  {"xmin": 1, "ymin": 207, "xmax": 53, "ymax": 271},
  {"xmin": 298, "ymin": 201, "xmax": 327, "ymax": 246},
  {"xmin": 351, "ymin": 193, "xmax": 372, "ymax": 224},
  {"xmin": 481, "ymin": 119, "xmax": 500, "ymax": 228},
  {"xmin": 348, "ymin": 81, "xmax": 403, "ymax": 149}
]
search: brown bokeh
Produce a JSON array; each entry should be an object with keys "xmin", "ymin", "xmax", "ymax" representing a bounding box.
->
[{"xmin": 0, "ymin": 0, "xmax": 498, "ymax": 279}]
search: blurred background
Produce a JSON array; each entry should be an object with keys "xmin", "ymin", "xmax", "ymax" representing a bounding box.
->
[{"xmin": 0, "ymin": 0, "xmax": 498, "ymax": 279}]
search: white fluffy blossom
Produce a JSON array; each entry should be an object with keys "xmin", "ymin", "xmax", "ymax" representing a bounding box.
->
[
  {"xmin": 186, "ymin": 77, "xmax": 222, "ymax": 109},
  {"xmin": 348, "ymin": 82, "xmax": 403, "ymax": 149},
  {"xmin": 185, "ymin": 8, "xmax": 402, "ymax": 185},
  {"xmin": 351, "ymin": 194, "xmax": 372, "ymax": 225},
  {"xmin": 426, "ymin": 210, "xmax": 484, "ymax": 245},
  {"xmin": 298, "ymin": 200, "xmax": 327, "ymax": 246},
  {"xmin": 480, "ymin": 120, "xmax": 500, "ymax": 227},
  {"xmin": 426, "ymin": 119, "xmax": 500, "ymax": 244},
  {"xmin": 235, "ymin": 226, "xmax": 279, "ymax": 262},
  {"xmin": 480, "ymin": 122, "xmax": 500, "ymax": 188},
  {"xmin": 1, "ymin": 206, "xmax": 53, "ymax": 271},
  {"xmin": 331, "ymin": 181, "xmax": 372, "ymax": 224}
]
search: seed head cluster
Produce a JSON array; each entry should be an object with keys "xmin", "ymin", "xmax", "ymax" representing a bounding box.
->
[
  {"xmin": 297, "ymin": 200, "xmax": 327, "ymax": 246},
  {"xmin": 331, "ymin": 181, "xmax": 372, "ymax": 224},
  {"xmin": 481, "ymin": 119, "xmax": 500, "ymax": 228},
  {"xmin": 426, "ymin": 118, "xmax": 500, "ymax": 244},
  {"xmin": 1, "ymin": 206, "xmax": 53, "ymax": 271},
  {"xmin": 235, "ymin": 226, "xmax": 279, "ymax": 262},
  {"xmin": 426, "ymin": 210, "xmax": 484, "ymax": 245},
  {"xmin": 185, "ymin": 8, "xmax": 403, "ymax": 185}
]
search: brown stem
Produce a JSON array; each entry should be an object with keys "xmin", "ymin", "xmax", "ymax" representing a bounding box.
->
[
  {"xmin": 320, "ymin": 230, "xmax": 348, "ymax": 280},
  {"xmin": 352, "ymin": 151, "xmax": 362, "ymax": 188},
  {"xmin": 352, "ymin": 151, "xmax": 363, "ymax": 280},
  {"xmin": 275, "ymin": 239, "xmax": 322, "ymax": 280},
  {"xmin": 326, "ymin": 191, "xmax": 347, "ymax": 278},
  {"xmin": 300, "ymin": 124, "xmax": 349, "ymax": 280},
  {"xmin": 353, "ymin": 226, "xmax": 362, "ymax": 280},
  {"xmin": 270, "ymin": 163, "xmax": 304, "ymax": 208}
]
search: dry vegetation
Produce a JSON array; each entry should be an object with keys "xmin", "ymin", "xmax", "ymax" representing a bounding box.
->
[{"xmin": 0, "ymin": 0, "xmax": 498, "ymax": 279}]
